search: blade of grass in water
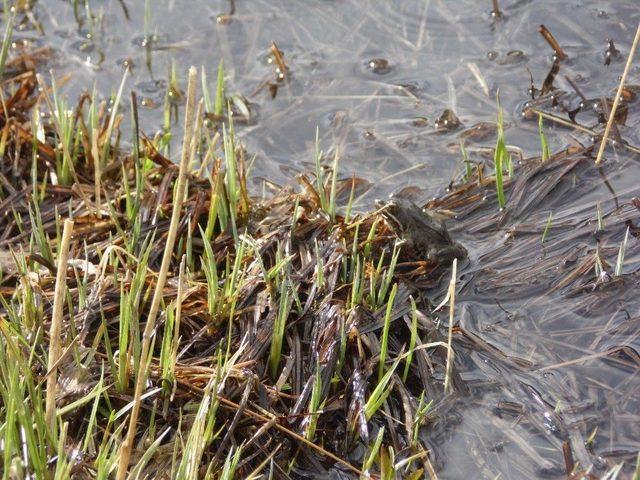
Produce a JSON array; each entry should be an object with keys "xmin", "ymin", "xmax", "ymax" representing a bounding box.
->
[
  {"xmin": 541, "ymin": 212, "xmax": 553, "ymax": 243},
  {"xmin": 461, "ymin": 141, "xmax": 472, "ymax": 181},
  {"xmin": 494, "ymin": 99, "xmax": 507, "ymax": 210},
  {"xmin": 539, "ymin": 113, "xmax": 551, "ymax": 162},
  {"xmin": 615, "ymin": 226, "xmax": 630, "ymax": 276}
]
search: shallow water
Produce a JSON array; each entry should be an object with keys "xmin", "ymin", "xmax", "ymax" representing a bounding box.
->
[
  {"xmin": 4, "ymin": 0, "xmax": 640, "ymax": 478},
  {"xmin": 9, "ymin": 1, "xmax": 639, "ymax": 199}
]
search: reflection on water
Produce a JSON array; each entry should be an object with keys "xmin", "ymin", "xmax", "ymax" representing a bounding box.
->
[{"xmin": 4, "ymin": 0, "xmax": 640, "ymax": 477}]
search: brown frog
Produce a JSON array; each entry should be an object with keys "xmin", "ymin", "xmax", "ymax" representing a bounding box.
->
[{"xmin": 376, "ymin": 198, "xmax": 467, "ymax": 265}]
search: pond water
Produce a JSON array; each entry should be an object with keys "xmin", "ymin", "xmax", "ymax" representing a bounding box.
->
[
  {"xmin": 11, "ymin": 1, "xmax": 638, "ymax": 200},
  {"xmin": 5, "ymin": 0, "xmax": 640, "ymax": 478}
]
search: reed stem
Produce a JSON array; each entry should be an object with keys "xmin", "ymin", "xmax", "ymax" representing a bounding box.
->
[
  {"xmin": 116, "ymin": 66, "xmax": 199, "ymax": 480},
  {"xmin": 45, "ymin": 218, "xmax": 74, "ymax": 439}
]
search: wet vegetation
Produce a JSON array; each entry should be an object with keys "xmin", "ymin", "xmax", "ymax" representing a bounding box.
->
[{"xmin": 1, "ymin": 1, "xmax": 640, "ymax": 479}]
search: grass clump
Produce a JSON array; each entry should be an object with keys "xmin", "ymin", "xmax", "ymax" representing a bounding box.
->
[{"xmin": 0, "ymin": 56, "xmax": 469, "ymax": 479}]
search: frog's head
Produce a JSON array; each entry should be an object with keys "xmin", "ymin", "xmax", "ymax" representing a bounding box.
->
[{"xmin": 375, "ymin": 197, "xmax": 418, "ymax": 233}]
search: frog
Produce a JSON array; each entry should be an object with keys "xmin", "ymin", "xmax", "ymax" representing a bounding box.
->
[{"xmin": 376, "ymin": 198, "xmax": 467, "ymax": 265}]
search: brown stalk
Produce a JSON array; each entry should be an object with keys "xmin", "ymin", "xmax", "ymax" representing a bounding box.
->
[
  {"xmin": 116, "ymin": 66, "xmax": 199, "ymax": 480},
  {"xmin": 45, "ymin": 218, "xmax": 74, "ymax": 439}
]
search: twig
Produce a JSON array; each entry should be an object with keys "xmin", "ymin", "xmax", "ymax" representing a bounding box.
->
[
  {"xmin": 45, "ymin": 218, "xmax": 74, "ymax": 439},
  {"xmin": 595, "ymin": 23, "xmax": 640, "ymax": 165},
  {"xmin": 116, "ymin": 66, "xmax": 199, "ymax": 480}
]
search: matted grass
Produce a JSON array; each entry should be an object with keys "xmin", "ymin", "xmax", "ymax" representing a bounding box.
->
[{"xmin": 0, "ymin": 59, "xmax": 468, "ymax": 478}]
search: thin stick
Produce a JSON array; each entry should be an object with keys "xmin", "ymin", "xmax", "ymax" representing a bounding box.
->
[
  {"xmin": 116, "ymin": 66, "xmax": 199, "ymax": 480},
  {"xmin": 45, "ymin": 218, "xmax": 74, "ymax": 438},
  {"xmin": 595, "ymin": 23, "xmax": 640, "ymax": 165},
  {"xmin": 169, "ymin": 256, "xmax": 186, "ymax": 400},
  {"xmin": 443, "ymin": 258, "xmax": 457, "ymax": 394},
  {"xmin": 564, "ymin": 75, "xmax": 587, "ymax": 102}
]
